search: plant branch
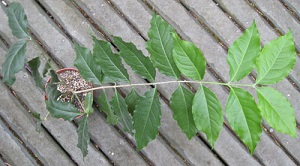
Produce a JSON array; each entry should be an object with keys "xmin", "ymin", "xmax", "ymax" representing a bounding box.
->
[{"xmin": 74, "ymin": 80, "xmax": 255, "ymax": 94}]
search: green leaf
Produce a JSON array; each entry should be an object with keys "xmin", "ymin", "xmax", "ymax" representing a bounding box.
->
[
  {"xmin": 93, "ymin": 37, "xmax": 129, "ymax": 83},
  {"xmin": 227, "ymin": 21, "xmax": 260, "ymax": 82},
  {"xmin": 226, "ymin": 87, "xmax": 262, "ymax": 154},
  {"xmin": 45, "ymin": 70, "xmax": 61, "ymax": 100},
  {"xmin": 77, "ymin": 115, "xmax": 90, "ymax": 158},
  {"xmin": 146, "ymin": 13, "xmax": 180, "ymax": 79},
  {"xmin": 256, "ymin": 31, "xmax": 296, "ymax": 84},
  {"xmin": 256, "ymin": 87, "xmax": 296, "ymax": 137},
  {"xmin": 2, "ymin": 40, "xmax": 27, "ymax": 86},
  {"xmin": 46, "ymin": 100, "xmax": 81, "ymax": 121},
  {"xmin": 192, "ymin": 85, "xmax": 223, "ymax": 147},
  {"xmin": 97, "ymin": 92, "xmax": 118, "ymax": 125},
  {"xmin": 134, "ymin": 88, "xmax": 161, "ymax": 150},
  {"xmin": 125, "ymin": 88, "xmax": 141, "ymax": 114},
  {"xmin": 113, "ymin": 36, "xmax": 156, "ymax": 82},
  {"xmin": 170, "ymin": 85, "xmax": 197, "ymax": 139},
  {"xmin": 110, "ymin": 91, "xmax": 134, "ymax": 135},
  {"xmin": 32, "ymin": 112, "xmax": 42, "ymax": 133},
  {"xmin": 74, "ymin": 43, "xmax": 103, "ymax": 85},
  {"xmin": 7, "ymin": 2, "xmax": 29, "ymax": 39},
  {"xmin": 28, "ymin": 57, "xmax": 44, "ymax": 90},
  {"xmin": 84, "ymin": 92, "xmax": 94, "ymax": 115},
  {"xmin": 42, "ymin": 59, "xmax": 51, "ymax": 77},
  {"xmin": 172, "ymin": 33, "xmax": 206, "ymax": 81}
]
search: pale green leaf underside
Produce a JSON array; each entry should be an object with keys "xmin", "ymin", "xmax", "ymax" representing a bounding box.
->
[
  {"xmin": 2, "ymin": 40, "xmax": 27, "ymax": 86},
  {"xmin": 28, "ymin": 57, "xmax": 44, "ymax": 90},
  {"xmin": 227, "ymin": 21, "xmax": 260, "ymax": 82},
  {"xmin": 114, "ymin": 36, "xmax": 156, "ymax": 82},
  {"xmin": 98, "ymin": 92, "xmax": 118, "ymax": 125},
  {"xmin": 125, "ymin": 88, "xmax": 141, "ymax": 114},
  {"xmin": 111, "ymin": 91, "xmax": 134, "ymax": 135},
  {"xmin": 134, "ymin": 88, "xmax": 161, "ymax": 150},
  {"xmin": 93, "ymin": 37, "xmax": 129, "ymax": 83},
  {"xmin": 170, "ymin": 85, "xmax": 197, "ymax": 139},
  {"xmin": 256, "ymin": 31, "xmax": 296, "ymax": 84},
  {"xmin": 45, "ymin": 70, "xmax": 61, "ymax": 101},
  {"xmin": 192, "ymin": 85, "xmax": 223, "ymax": 147},
  {"xmin": 146, "ymin": 13, "xmax": 180, "ymax": 79},
  {"xmin": 77, "ymin": 115, "xmax": 90, "ymax": 158},
  {"xmin": 84, "ymin": 92, "xmax": 94, "ymax": 115},
  {"xmin": 257, "ymin": 87, "xmax": 296, "ymax": 137},
  {"xmin": 172, "ymin": 33, "xmax": 206, "ymax": 81},
  {"xmin": 7, "ymin": 2, "xmax": 29, "ymax": 39},
  {"xmin": 46, "ymin": 100, "xmax": 81, "ymax": 121},
  {"xmin": 42, "ymin": 59, "xmax": 51, "ymax": 77},
  {"xmin": 74, "ymin": 43, "xmax": 103, "ymax": 85},
  {"xmin": 226, "ymin": 87, "xmax": 262, "ymax": 154}
]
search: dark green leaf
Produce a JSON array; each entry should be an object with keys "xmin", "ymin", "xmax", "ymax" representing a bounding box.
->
[
  {"xmin": 110, "ymin": 91, "xmax": 134, "ymax": 135},
  {"xmin": 97, "ymin": 92, "xmax": 118, "ymax": 125},
  {"xmin": 28, "ymin": 57, "xmax": 44, "ymax": 90},
  {"xmin": 114, "ymin": 36, "xmax": 156, "ymax": 82},
  {"xmin": 257, "ymin": 87, "xmax": 296, "ymax": 137},
  {"xmin": 134, "ymin": 88, "xmax": 161, "ymax": 150},
  {"xmin": 84, "ymin": 92, "xmax": 94, "ymax": 115},
  {"xmin": 42, "ymin": 59, "xmax": 51, "ymax": 77},
  {"xmin": 2, "ymin": 40, "xmax": 27, "ymax": 86},
  {"xmin": 172, "ymin": 33, "xmax": 206, "ymax": 80},
  {"xmin": 77, "ymin": 115, "xmax": 90, "ymax": 158},
  {"xmin": 125, "ymin": 88, "xmax": 141, "ymax": 114},
  {"xmin": 226, "ymin": 87, "xmax": 262, "ymax": 154},
  {"xmin": 192, "ymin": 85, "xmax": 223, "ymax": 147},
  {"xmin": 74, "ymin": 43, "xmax": 103, "ymax": 85},
  {"xmin": 93, "ymin": 37, "xmax": 129, "ymax": 83},
  {"xmin": 7, "ymin": 2, "xmax": 29, "ymax": 39},
  {"xmin": 227, "ymin": 21, "xmax": 260, "ymax": 82},
  {"xmin": 46, "ymin": 100, "xmax": 81, "ymax": 121},
  {"xmin": 256, "ymin": 31, "xmax": 296, "ymax": 84},
  {"xmin": 146, "ymin": 13, "xmax": 180, "ymax": 79},
  {"xmin": 170, "ymin": 85, "xmax": 197, "ymax": 139},
  {"xmin": 32, "ymin": 112, "xmax": 42, "ymax": 132},
  {"xmin": 45, "ymin": 70, "xmax": 61, "ymax": 100}
]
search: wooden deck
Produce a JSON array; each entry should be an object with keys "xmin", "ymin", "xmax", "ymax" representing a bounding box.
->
[{"xmin": 0, "ymin": 0, "xmax": 300, "ymax": 165}]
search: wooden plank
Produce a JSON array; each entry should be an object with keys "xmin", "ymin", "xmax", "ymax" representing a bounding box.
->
[
  {"xmin": 0, "ymin": 119, "xmax": 37, "ymax": 166},
  {"xmin": 284, "ymin": 0, "xmax": 300, "ymax": 12}
]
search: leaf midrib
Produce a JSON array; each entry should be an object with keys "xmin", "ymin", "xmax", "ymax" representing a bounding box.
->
[
  {"xmin": 5, "ymin": 41, "xmax": 26, "ymax": 77},
  {"xmin": 10, "ymin": 7, "xmax": 28, "ymax": 38},
  {"xmin": 139, "ymin": 91, "xmax": 155, "ymax": 141}
]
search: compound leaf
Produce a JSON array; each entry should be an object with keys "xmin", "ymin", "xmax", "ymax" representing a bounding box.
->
[
  {"xmin": 256, "ymin": 31, "xmax": 296, "ymax": 84},
  {"xmin": 192, "ymin": 85, "xmax": 223, "ymax": 147},
  {"xmin": 98, "ymin": 92, "xmax": 118, "ymax": 125},
  {"xmin": 172, "ymin": 33, "xmax": 206, "ymax": 81},
  {"xmin": 114, "ymin": 36, "xmax": 156, "ymax": 82},
  {"xmin": 227, "ymin": 21, "xmax": 260, "ymax": 82},
  {"xmin": 42, "ymin": 59, "xmax": 51, "ymax": 77},
  {"xmin": 134, "ymin": 88, "xmax": 161, "ymax": 150},
  {"xmin": 84, "ymin": 92, "xmax": 94, "ymax": 115},
  {"xmin": 46, "ymin": 100, "xmax": 81, "ymax": 121},
  {"xmin": 77, "ymin": 115, "xmax": 90, "ymax": 158},
  {"xmin": 125, "ymin": 88, "xmax": 141, "ymax": 114},
  {"xmin": 257, "ymin": 87, "xmax": 296, "ymax": 137},
  {"xmin": 2, "ymin": 40, "xmax": 27, "ymax": 86},
  {"xmin": 146, "ymin": 13, "xmax": 180, "ymax": 79},
  {"xmin": 170, "ymin": 85, "xmax": 197, "ymax": 139},
  {"xmin": 28, "ymin": 57, "xmax": 44, "ymax": 90},
  {"xmin": 111, "ymin": 91, "xmax": 134, "ymax": 135},
  {"xmin": 93, "ymin": 37, "xmax": 129, "ymax": 83},
  {"xmin": 226, "ymin": 87, "xmax": 262, "ymax": 154},
  {"xmin": 74, "ymin": 43, "xmax": 103, "ymax": 85},
  {"xmin": 7, "ymin": 2, "xmax": 29, "ymax": 39}
]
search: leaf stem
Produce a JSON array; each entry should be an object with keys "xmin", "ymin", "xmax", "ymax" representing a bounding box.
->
[{"xmin": 74, "ymin": 80, "xmax": 255, "ymax": 94}]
